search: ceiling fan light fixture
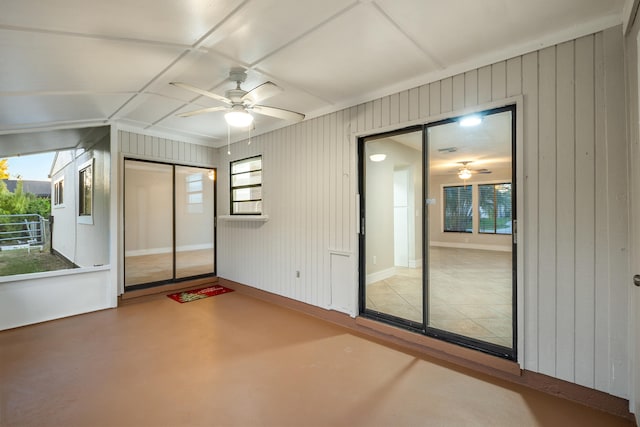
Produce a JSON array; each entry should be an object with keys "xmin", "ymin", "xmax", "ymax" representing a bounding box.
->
[
  {"xmin": 225, "ymin": 108, "xmax": 254, "ymax": 128},
  {"xmin": 369, "ymin": 153, "xmax": 386, "ymax": 162},
  {"xmin": 458, "ymin": 168, "xmax": 472, "ymax": 180}
]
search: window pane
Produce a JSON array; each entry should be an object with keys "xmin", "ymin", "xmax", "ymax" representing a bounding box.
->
[
  {"xmin": 479, "ymin": 185, "xmax": 496, "ymax": 233},
  {"xmin": 232, "ymin": 171, "xmax": 262, "ymax": 187},
  {"xmin": 187, "ymin": 179, "xmax": 203, "ymax": 193},
  {"xmin": 231, "ymin": 158, "xmax": 262, "ymax": 174},
  {"xmin": 232, "ymin": 186, "xmax": 261, "ymax": 202},
  {"xmin": 233, "ymin": 200, "xmax": 262, "ymax": 214},
  {"xmin": 479, "ymin": 183, "xmax": 512, "ymax": 235},
  {"xmin": 496, "ymin": 184, "xmax": 512, "ymax": 234},
  {"xmin": 79, "ymin": 166, "xmax": 92, "ymax": 216},
  {"xmin": 443, "ymin": 186, "xmax": 472, "ymax": 232},
  {"xmin": 231, "ymin": 156, "xmax": 262, "ymax": 215}
]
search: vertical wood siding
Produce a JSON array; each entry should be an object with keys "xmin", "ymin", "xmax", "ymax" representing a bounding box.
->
[
  {"xmin": 152, "ymin": 28, "xmax": 629, "ymax": 398},
  {"xmin": 118, "ymin": 130, "xmax": 218, "ymax": 167}
]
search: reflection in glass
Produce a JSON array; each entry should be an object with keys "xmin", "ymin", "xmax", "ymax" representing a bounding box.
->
[
  {"xmin": 363, "ymin": 130, "xmax": 423, "ymax": 325},
  {"xmin": 361, "ymin": 108, "xmax": 515, "ymax": 355},
  {"xmin": 427, "ymin": 109, "xmax": 513, "ymax": 349},
  {"xmin": 175, "ymin": 166, "xmax": 215, "ymax": 279},
  {"xmin": 124, "ymin": 161, "xmax": 174, "ymax": 286}
]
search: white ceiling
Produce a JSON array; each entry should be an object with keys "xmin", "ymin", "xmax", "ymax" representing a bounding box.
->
[{"xmin": 0, "ymin": 0, "xmax": 627, "ymax": 153}]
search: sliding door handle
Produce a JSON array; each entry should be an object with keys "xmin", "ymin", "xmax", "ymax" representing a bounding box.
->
[{"xmin": 634, "ymin": 274, "xmax": 640, "ymax": 287}]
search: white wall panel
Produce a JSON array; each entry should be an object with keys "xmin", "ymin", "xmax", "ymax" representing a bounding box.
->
[
  {"xmin": 118, "ymin": 130, "xmax": 217, "ymax": 168},
  {"xmin": 210, "ymin": 27, "xmax": 630, "ymax": 398},
  {"xmin": 521, "ymin": 51, "xmax": 539, "ymax": 372}
]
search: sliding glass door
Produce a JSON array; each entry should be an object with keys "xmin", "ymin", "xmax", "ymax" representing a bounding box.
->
[
  {"xmin": 175, "ymin": 166, "xmax": 215, "ymax": 279},
  {"xmin": 124, "ymin": 160, "xmax": 215, "ymax": 290},
  {"xmin": 360, "ymin": 127, "xmax": 424, "ymax": 328},
  {"xmin": 359, "ymin": 106, "xmax": 516, "ymax": 359}
]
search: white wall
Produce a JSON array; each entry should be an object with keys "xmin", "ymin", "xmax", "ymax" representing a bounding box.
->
[
  {"xmin": 0, "ymin": 268, "xmax": 112, "ymax": 330},
  {"xmin": 50, "ymin": 152, "xmax": 76, "ymax": 261},
  {"xmin": 624, "ymin": 4, "xmax": 640, "ymax": 417},
  {"xmin": 75, "ymin": 139, "xmax": 110, "ymax": 267},
  {"xmin": 216, "ymin": 26, "xmax": 631, "ymax": 399},
  {"xmin": 123, "ymin": 161, "xmax": 173, "ymax": 256},
  {"xmin": 50, "ymin": 135, "xmax": 110, "ymax": 267},
  {"xmin": 365, "ymin": 138, "xmax": 423, "ymax": 277}
]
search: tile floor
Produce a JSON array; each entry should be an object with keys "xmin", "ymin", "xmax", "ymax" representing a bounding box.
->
[{"xmin": 366, "ymin": 247, "xmax": 513, "ymax": 347}]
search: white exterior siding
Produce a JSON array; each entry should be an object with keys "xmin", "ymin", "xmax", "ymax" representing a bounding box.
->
[
  {"xmin": 215, "ymin": 27, "xmax": 630, "ymax": 398},
  {"xmin": 50, "ymin": 135, "xmax": 111, "ymax": 268}
]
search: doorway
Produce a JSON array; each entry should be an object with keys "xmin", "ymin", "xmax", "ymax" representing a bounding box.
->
[
  {"xmin": 359, "ymin": 105, "xmax": 516, "ymax": 359},
  {"xmin": 123, "ymin": 159, "xmax": 216, "ymax": 290}
]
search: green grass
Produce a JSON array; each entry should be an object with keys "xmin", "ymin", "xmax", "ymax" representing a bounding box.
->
[{"xmin": 0, "ymin": 249, "xmax": 75, "ymax": 277}]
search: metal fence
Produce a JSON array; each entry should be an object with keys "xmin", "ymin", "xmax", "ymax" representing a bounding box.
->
[{"xmin": 0, "ymin": 214, "xmax": 50, "ymax": 252}]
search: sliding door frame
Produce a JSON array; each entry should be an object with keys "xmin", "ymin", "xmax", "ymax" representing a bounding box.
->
[
  {"xmin": 123, "ymin": 158, "xmax": 217, "ymax": 291},
  {"xmin": 358, "ymin": 104, "xmax": 517, "ymax": 361},
  {"xmin": 358, "ymin": 125, "xmax": 426, "ymax": 333}
]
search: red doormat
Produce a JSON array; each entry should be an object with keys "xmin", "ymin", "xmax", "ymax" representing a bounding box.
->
[{"xmin": 167, "ymin": 285, "xmax": 234, "ymax": 303}]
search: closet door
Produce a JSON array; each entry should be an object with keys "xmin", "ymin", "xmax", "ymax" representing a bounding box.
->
[
  {"xmin": 175, "ymin": 166, "xmax": 215, "ymax": 279},
  {"xmin": 124, "ymin": 160, "xmax": 174, "ymax": 287}
]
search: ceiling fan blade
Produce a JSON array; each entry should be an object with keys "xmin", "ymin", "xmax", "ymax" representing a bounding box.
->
[
  {"xmin": 251, "ymin": 105, "xmax": 305, "ymax": 122},
  {"xmin": 242, "ymin": 82, "xmax": 283, "ymax": 105},
  {"xmin": 176, "ymin": 106, "xmax": 227, "ymax": 118},
  {"xmin": 170, "ymin": 82, "xmax": 232, "ymax": 105}
]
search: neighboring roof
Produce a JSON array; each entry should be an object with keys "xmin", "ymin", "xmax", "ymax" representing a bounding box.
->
[{"xmin": 3, "ymin": 180, "xmax": 51, "ymax": 197}]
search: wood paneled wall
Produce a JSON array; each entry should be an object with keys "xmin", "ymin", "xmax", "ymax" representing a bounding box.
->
[
  {"xmin": 121, "ymin": 27, "xmax": 631, "ymax": 398},
  {"xmin": 118, "ymin": 130, "xmax": 218, "ymax": 167}
]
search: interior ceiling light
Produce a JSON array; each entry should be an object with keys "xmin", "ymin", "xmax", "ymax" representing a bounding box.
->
[
  {"xmin": 459, "ymin": 115, "xmax": 482, "ymax": 127},
  {"xmin": 458, "ymin": 167, "xmax": 472, "ymax": 180},
  {"xmin": 369, "ymin": 153, "xmax": 386, "ymax": 162},
  {"xmin": 457, "ymin": 161, "xmax": 473, "ymax": 180},
  {"xmin": 225, "ymin": 106, "xmax": 254, "ymax": 128}
]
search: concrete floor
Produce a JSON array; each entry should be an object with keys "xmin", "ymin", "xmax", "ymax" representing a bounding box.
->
[{"xmin": 0, "ymin": 289, "xmax": 633, "ymax": 427}]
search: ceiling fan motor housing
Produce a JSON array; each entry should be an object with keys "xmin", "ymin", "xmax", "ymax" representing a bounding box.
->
[
  {"xmin": 228, "ymin": 68, "xmax": 247, "ymax": 84},
  {"xmin": 226, "ymin": 88, "xmax": 248, "ymax": 103}
]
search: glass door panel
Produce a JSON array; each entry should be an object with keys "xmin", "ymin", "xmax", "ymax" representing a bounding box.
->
[
  {"xmin": 175, "ymin": 166, "xmax": 215, "ymax": 279},
  {"xmin": 426, "ymin": 108, "xmax": 514, "ymax": 353},
  {"xmin": 359, "ymin": 106, "xmax": 516, "ymax": 359},
  {"xmin": 124, "ymin": 160, "xmax": 174, "ymax": 287},
  {"xmin": 362, "ymin": 128, "xmax": 424, "ymax": 326}
]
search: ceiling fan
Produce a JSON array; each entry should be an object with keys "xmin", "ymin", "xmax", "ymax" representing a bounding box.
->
[
  {"xmin": 455, "ymin": 161, "xmax": 492, "ymax": 180},
  {"xmin": 170, "ymin": 68, "xmax": 305, "ymax": 128}
]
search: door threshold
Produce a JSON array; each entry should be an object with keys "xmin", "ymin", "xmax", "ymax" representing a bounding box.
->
[{"xmin": 121, "ymin": 277, "xmax": 219, "ymax": 300}]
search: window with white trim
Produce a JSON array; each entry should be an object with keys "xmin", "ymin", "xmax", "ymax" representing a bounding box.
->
[
  {"xmin": 479, "ymin": 183, "xmax": 512, "ymax": 234},
  {"xmin": 53, "ymin": 178, "xmax": 64, "ymax": 207},
  {"xmin": 443, "ymin": 185, "xmax": 472, "ymax": 233},
  {"xmin": 78, "ymin": 160, "xmax": 93, "ymax": 220},
  {"xmin": 230, "ymin": 156, "xmax": 262, "ymax": 215}
]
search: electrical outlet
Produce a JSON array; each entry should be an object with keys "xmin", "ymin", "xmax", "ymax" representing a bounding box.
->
[{"xmin": 373, "ymin": 256, "xmax": 377, "ymax": 265}]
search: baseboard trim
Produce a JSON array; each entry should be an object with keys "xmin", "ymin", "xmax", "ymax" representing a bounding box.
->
[{"xmin": 219, "ymin": 278, "xmax": 634, "ymax": 422}]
